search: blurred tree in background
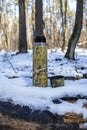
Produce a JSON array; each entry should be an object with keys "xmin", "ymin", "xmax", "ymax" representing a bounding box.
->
[{"xmin": 0, "ymin": 0, "xmax": 87, "ymax": 52}]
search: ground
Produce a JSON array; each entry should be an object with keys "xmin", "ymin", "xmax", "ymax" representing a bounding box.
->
[{"xmin": 0, "ymin": 48, "xmax": 87, "ymax": 129}]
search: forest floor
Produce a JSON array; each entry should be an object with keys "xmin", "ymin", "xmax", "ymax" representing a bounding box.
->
[{"xmin": 0, "ymin": 48, "xmax": 87, "ymax": 129}]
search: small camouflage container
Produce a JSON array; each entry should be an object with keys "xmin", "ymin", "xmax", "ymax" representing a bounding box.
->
[
  {"xmin": 50, "ymin": 76, "xmax": 64, "ymax": 88},
  {"xmin": 33, "ymin": 36, "xmax": 48, "ymax": 87}
]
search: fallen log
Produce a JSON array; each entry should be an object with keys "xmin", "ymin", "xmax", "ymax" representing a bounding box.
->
[
  {"xmin": 63, "ymin": 112, "xmax": 86, "ymax": 124},
  {"xmin": 0, "ymin": 113, "xmax": 40, "ymax": 130}
]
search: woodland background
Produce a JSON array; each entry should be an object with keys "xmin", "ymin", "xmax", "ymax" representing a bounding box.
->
[{"xmin": 0, "ymin": 0, "xmax": 87, "ymax": 51}]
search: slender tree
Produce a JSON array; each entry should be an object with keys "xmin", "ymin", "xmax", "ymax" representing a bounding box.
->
[
  {"xmin": 0, "ymin": 0, "xmax": 1, "ymax": 25},
  {"xmin": 65, "ymin": 0, "xmax": 83, "ymax": 59},
  {"xmin": 0, "ymin": 0, "xmax": 2, "ymax": 45},
  {"xmin": 18, "ymin": 0, "xmax": 27, "ymax": 53},
  {"xmin": 35, "ymin": 0, "xmax": 43, "ymax": 36},
  {"xmin": 31, "ymin": 0, "xmax": 35, "ymax": 43},
  {"xmin": 1, "ymin": 0, "xmax": 10, "ymax": 49},
  {"xmin": 62, "ymin": 0, "xmax": 68, "ymax": 51},
  {"xmin": 59, "ymin": 0, "xmax": 65, "ymax": 50}
]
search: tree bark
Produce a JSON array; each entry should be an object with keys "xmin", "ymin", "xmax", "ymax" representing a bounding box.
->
[
  {"xmin": 18, "ymin": 0, "xmax": 27, "ymax": 53},
  {"xmin": 65, "ymin": 0, "xmax": 83, "ymax": 59},
  {"xmin": 59, "ymin": 0, "xmax": 65, "ymax": 51},
  {"xmin": 35, "ymin": 0, "xmax": 43, "ymax": 36}
]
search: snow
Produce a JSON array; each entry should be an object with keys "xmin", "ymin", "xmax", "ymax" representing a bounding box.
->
[
  {"xmin": 0, "ymin": 48, "xmax": 87, "ymax": 122},
  {"xmin": 80, "ymin": 123, "xmax": 87, "ymax": 129}
]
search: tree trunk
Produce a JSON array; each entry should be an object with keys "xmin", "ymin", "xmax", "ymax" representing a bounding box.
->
[
  {"xmin": 62, "ymin": 0, "xmax": 67, "ymax": 51},
  {"xmin": 31, "ymin": 0, "xmax": 35, "ymax": 43},
  {"xmin": 18, "ymin": 0, "xmax": 27, "ymax": 53},
  {"xmin": 65, "ymin": 0, "xmax": 83, "ymax": 59},
  {"xmin": 0, "ymin": 0, "xmax": 1, "ymax": 25},
  {"xmin": 59, "ymin": 0, "xmax": 65, "ymax": 51},
  {"xmin": 35, "ymin": 0, "xmax": 43, "ymax": 36}
]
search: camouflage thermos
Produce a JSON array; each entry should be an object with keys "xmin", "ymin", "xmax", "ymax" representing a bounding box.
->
[{"xmin": 33, "ymin": 35, "xmax": 48, "ymax": 87}]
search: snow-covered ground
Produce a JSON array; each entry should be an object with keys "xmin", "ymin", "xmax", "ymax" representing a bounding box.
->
[{"xmin": 0, "ymin": 48, "xmax": 87, "ymax": 127}]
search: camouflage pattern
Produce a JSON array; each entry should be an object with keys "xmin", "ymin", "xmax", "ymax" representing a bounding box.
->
[
  {"xmin": 50, "ymin": 76, "xmax": 64, "ymax": 88},
  {"xmin": 33, "ymin": 44, "xmax": 47, "ymax": 87}
]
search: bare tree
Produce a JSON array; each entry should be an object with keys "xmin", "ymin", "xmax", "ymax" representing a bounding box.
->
[
  {"xmin": 65, "ymin": 0, "xmax": 83, "ymax": 59},
  {"xmin": 18, "ymin": 0, "xmax": 27, "ymax": 53},
  {"xmin": 35, "ymin": 0, "xmax": 43, "ymax": 36}
]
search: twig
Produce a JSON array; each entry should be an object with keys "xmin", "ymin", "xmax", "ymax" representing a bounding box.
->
[
  {"xmin": 4, "ymin": 53, "xmax": 17, "ymax": 73},
  {"xmin": 33, "ymin": 67, "xmax": 46, "ymax": 74}
]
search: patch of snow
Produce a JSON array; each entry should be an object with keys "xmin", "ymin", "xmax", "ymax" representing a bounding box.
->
[{"xmin": 0, "ymin": 48, "xmax": 87, "ymax": 122}]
